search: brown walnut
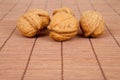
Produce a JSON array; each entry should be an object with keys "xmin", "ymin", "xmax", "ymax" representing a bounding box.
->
[
  {"xmin": 48, "ymin": 8, "xmax": 79, "ymax": 41},
  {"xmin": 17, "ymin": 9, "xmax": 50, "ymax": 37},
  {"xmin": 80, "ymin": 10, "xmax": 104, "ymax": 37}
]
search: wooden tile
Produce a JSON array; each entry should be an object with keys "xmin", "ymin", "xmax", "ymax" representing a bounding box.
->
[
  {"xmin": 62, "ymin": 2, "xmax": 104, "ymax": 80},
  {"xmin": 0, "ymin": 0, "xmax": 32, "ymax": 49},
  {"xmin": 63, "ymin": 37, "xmax": 104, "ymax": 80},
  {"xmin": 0, "ymin": 0, "xmax": 33, "ymax": 80},
  {"xmin": 23, "ymin": 36, "xmax": 61, "ymax": 80},
  {"xmin": 0, "ymin": 29, "xmax": 35, "ymax": 80},
  {"xmin": 0, "ymin": 0, "xmax": 18, "ymax": 20},
  {"xmin": 0, "ymin": 0, "xmax": 120, "ymax": 80},
  {"xmin": 90, "ymin": 0, "xmax": 120, "ymax": 80},
  {"xmin": 3, "ymin": 0, "xmax": 32, "ymax": 20},
  {"xmin": 23, "ymin": 0, "xmax": 62, "ymax": 80}
]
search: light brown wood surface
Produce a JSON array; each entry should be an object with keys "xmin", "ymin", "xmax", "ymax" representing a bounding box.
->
[{"xmin": 0, "ymin": 0, "xmax": 120, "ymax": 80}]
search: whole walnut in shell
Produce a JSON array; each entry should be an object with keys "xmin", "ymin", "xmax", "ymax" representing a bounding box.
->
[
  {"xmin": 17, "ymin": 9, "xmax": 50, "ymax": 37},
  {"xmin": 80, "ymin": 10, "xmax": 104, "ymax": 37},
  {"xmin": 48, "ymin": 8, "xmax": 79, "ymax": 41}
]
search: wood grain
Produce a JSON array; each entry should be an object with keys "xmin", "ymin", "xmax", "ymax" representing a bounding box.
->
[{"xmin": 0, "ymin": 0, "xmax": 120, "ymax": 80}]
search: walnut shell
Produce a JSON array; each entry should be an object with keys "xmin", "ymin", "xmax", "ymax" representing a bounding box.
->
[
  {"xmin": 48, "ymin": 8, "xmax": 79, "ymax": 41},
  {"xmin": 80, "ymin": 10, "xmax": 104, "ymax": 37},
  {"xmin": 17, "ymin": 9, "xmax": 50, "ymax": 37}
]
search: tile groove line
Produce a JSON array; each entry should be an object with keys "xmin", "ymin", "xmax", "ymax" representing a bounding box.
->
[
  {"xmin": 0, "ymin": 0, "xmax": 19, "ymax": 21},
  {"xmin": 21, "ymin": 0, "xmax": 48, "ymax": 80},
  {"xmin": 0, "ymin": 0, "xmax": 32, "ymax": 52},
  {"xmin": 89, "ymin": 0, "xmax": 108, "ymax": 80},
  {"xmin": 104, "ymin": 0, "xmax": 120, "ymax": 16},
  {"xmin": 0, "ymin": 0, "xmax": 20, "ymax": 51},
  {"xmin": 61, "ymin": 42, "xmax": 64, "ymax": 80},
  {"xmin": 20, "ymin": 0, "xmax": 36, "ymax": 80},
  {"xmin": 76, "ymin": 0, "xmax": 107, "ymax": 80},
  {"xmin": 105, "ymin": 24, "xmax": 120, "ymax": 47},
  {"xmin": 89, "ymin": 0, "xmax": 120, "ymax": 48},
  {"xmin": 104, "ymin": 0, "xmax": 120, "ymax": 47},
  {"xmin": 21, "ymin": 37, "xmax": 37, "ymax": 80},
  {"xmin": 89, "ymin": 0, "xmax": 111, "ymax": 80},
  {"xmin": 60, "ymin": 0, "xmax": 64, "ymax": 80},
  {"xmin": 89, "ymin": 39, "xmax": 107, "ymax": 80}
]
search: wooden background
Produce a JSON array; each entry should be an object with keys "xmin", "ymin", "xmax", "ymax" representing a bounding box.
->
[{"xmin": 0, "ymin": 0, "xmax": 120, "ymax": 80}]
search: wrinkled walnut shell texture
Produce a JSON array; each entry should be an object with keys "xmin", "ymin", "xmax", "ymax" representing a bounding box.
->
[
  {"xmin": 17, "ymin": 9, "xmax": 50, "ymax": 37},
  {"xmin": 80, "ymin": 10, "xmax": 104, "ymax": 37},
  {"xmin": 48, "ymin": 8, "xmax": 79, "ymax": 41}
]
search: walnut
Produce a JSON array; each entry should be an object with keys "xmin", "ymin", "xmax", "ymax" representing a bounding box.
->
[
  {"xmin": 48, "ymin": 8, "xmax": 79, "ymax": 41},
  {"xmin": 80, "ymin": 10, "xmax": 104, "ymax": 37},
  {"xmin": 17, "ymin": 9, "xmax": 50, "ymax": 37}
]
